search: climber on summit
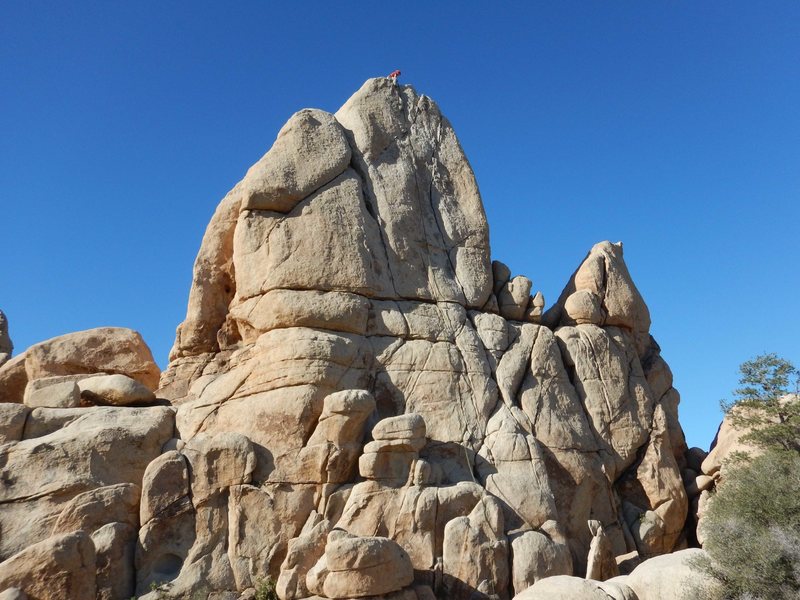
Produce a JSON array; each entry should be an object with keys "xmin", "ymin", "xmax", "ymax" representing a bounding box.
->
[{"xmin": 388, "ymin": 69, "xmax": 401, "ymax": 83}]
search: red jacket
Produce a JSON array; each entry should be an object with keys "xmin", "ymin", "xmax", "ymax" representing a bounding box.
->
[{"xmin": 388, "ymin": 70, "xmax": 401, "ymax": 79}]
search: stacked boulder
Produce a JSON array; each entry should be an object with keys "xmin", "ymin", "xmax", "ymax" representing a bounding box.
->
[
  {"xmin": 306, "ymin": 530, "xmax": 420, "ymax": 599},
  {"xmin": 359, "ymin": 414, "xmax": 426, "ymax": 484},
  {"xmin": 0, "ymin": 327, "xmax": 171, "ymax": 600},
  {"xmin": 490, "ymin": 261, "xmax": 546, "ymax": 323}
]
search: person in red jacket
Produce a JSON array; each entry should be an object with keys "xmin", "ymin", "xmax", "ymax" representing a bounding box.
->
[{"xmin": 388, "ymin": 69, "xmax": 401, "ymax": 84}]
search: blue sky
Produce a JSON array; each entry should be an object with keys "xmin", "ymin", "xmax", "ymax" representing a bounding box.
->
[{"xmin": 2, "ymin": 2, "xmax": 798, "ymax": 450}]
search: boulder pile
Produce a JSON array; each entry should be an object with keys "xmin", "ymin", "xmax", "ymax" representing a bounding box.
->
[{"xmin": 0, "ymin": 78, "xmax": 707, "ymax": 599}]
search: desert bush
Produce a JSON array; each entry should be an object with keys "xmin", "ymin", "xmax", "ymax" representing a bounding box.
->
[
  {"xmin": 255, "ymin": 577, "xmax": 278, "ymax": 600},
  {"xmin": 700, "ymin": 449, "xmax": 800, "ymax": 599},
  {"xmin": 722, "ymin": 353, "xmax": 799, "ymax": 452},
  {"xmin": 700, "ymin": 354, "xmax": 800, "ymax": 599}
]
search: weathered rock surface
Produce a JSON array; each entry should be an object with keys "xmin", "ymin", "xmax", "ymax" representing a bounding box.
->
[
  {"xmin": 0, "ymin": 79, "xmax": 694, "ymax": 599},
  {"xmin": 23, "ymin": 376, "xmax": 81, "ymax": 408},
  {"xmin": 0, "ymin": 327, "xmax": 160, "ymax": 404},
  {"xmin": 513, "ymin": 575, "xmax": 622, "ymax": 600},
  {"xmin": 0, "ymin": 531, "xmax": 96, "ymax": 600},
  {"xmin": 585, "ymin": 520, "xmax": 618, "ymax": 581},
  {"xmin": 0, "ymin": 403, "xmax": 28, "ymax": 443},
  {"xmin": 0, "ymin": 405, "xmax": 173, "ymax": 561},
  {"xmin": 625, "ymin": 548, "xmax": 719, "ymax": 600},
  {"xmin": 700, "ymin": 406, "xmax": 763, "ymax": 479},
  {"xmin": 315, "ymin": 531, "xmax": 415, "ymax": 599},
  {"xmin": 78, "ymin": 373, "xmax": 157, "ymax": 405}
]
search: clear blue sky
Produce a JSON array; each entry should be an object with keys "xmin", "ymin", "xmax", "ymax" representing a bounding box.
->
[{"xmin": 2, "ymin": 2, "xmax": 798, "ymax": 451}]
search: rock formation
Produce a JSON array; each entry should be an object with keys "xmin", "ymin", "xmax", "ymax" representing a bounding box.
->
[{"xmin": 0, "ymin": 78, "xmax": 695, "ymax": 599}]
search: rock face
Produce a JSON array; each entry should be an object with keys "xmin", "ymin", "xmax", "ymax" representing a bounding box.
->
[{"xmin": 0, "ymin": 78, "xmax": 693, "ymax": 599}]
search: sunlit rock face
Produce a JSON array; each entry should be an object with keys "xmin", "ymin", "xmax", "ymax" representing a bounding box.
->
[
  {"xmin": 153, "ymin": 77, "xmax": 689, "ymax": 599},
  {"xmin": 0, "ymin": 78, "xmax": 689, "ymax": 600}
]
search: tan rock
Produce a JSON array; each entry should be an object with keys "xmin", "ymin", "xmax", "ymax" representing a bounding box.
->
[
  {"xmin": 0, "ymin": 531, "xmax": 96, "ymax": 600},
  {"xmin": 658, "ymin": 388, "xmax": 687, "ymax": 465},
  {"xmin": 52, "ymin": 483, "xmax": 139, "ymax": 535},
  {"xmin": 597, "ymin": 578, "xmax": 639, "ymax": 600},
  {"xmin": 563, "ymin": 290, "xmax": 604, "ymax": 325},
  {"xmin": 0, "ymin": 403, "xmax": 28, "ymax": 444},
  {"xmin": 701, "ymin": 405, "xmax": 763, "ymax": 477},
  {"xmin": 277, "ymin": 389, "xmax": 376, "ymax": 485},
  {"xmin": 358, "ymin": 449, "xmax": 417, "ymax": 483},
  {"xmin": 619, "ymin": 404, "xmax": 687, "ymax": 557},
  {"xmin": 277, "ymin": 512, "xmax": 331, "ymax": 600},
  {"xmin": 322, "ymin": 532, "xmax": 414, "ymax": 599},
  {"xmin": 0, "ymin": 353, "xmax": 27, "ymax": 404},
  {"xmin": 470, "ymin": 311, "xmax": 510, "ymax": 371},
  {"xmin": 134, "ymin": 500, "xmax": 197, "ymax": 595},
  {"xmin": 23, "ymin": 377, "xmax": 81, "ymax": 409},
  {"xmin": 555, "ymin": 324, "xmax": 654, "ymax": 477},
  {"xmin": 492, "ymin": 261, "xmax": 511, "ymax": 295},
  {"xmin": 182, "ymin": 432, "xmax": 256, "ymax": 499},
  {"xmin": 371, "ymin": 413, "xmax": 426, "ymax": 442},
  {"xmin": 498, "ymin": 275, "xmax": 532, "ymax": 321},
  {"xmin": 0, "ymin": 406, "xmax": 173, "ymax": 560},
  {"xmin": 140, "ymin": 451, "xmax": 190, "ymax": 524},
  {"xmin": 510, "ymin": 529, "xmax": 573, "ymax": 595},
  {"xmin": 477, "ymin": 406, "xmax": 558, "ymax": 531},
  {"xmin": 585, "ymin": 520, "xmax": 619, "ymax": 581},
  {"xmin": 21, "ymin": 406, "xmax": 87, "ymax": 439},
  {"xmin": 78, "ymin": 374, "xmax": 156, "ymax": 406},
  {"xmin": 231, "ymin": 289, "xmax": 371, "ymax": 342},
  {"xmin": 442, "ymin": 496, "xmax": 508, "ymax": 599},
  {"xmin": 92, "ymin": 522, "xmax": 136, "ymax": 600},
  {"xmin": 169, "ymin": 188, "xmax": 239, "ymax": 359},
  {"xmin": 625, "ymin": 548, "xmax": 719, "ymax": 600},
  {"xmin": 544, "ymin": 241, "xmax": 651, "ymax": 356},
  {"xmin": 525, "ymin": 291, "xmax": 545, "ymax": 323},
  {"xmin": 335, "ymin": 77, "xmax": 492, "ymax": 308},
  {"xmin": 25, "ymin": 327, "xmax": 160, "ymax": 390},
  {"xmin": 234, "ymin": 170, "xmax": 394, "ymax": 301},
  {"xmin": 0, "ymin": 587, "xmax": 27, "ymax": 600},
  {"xmin": 150, "ymin": 78, "xmax": 694, "ymax": 599},
  {"xmin": 240, "ymin": 109, "xmax": 351, "ymax": 213},
  {"xmin": 512, "ymin": 575, "xmax": 614, "ymax": 600}
]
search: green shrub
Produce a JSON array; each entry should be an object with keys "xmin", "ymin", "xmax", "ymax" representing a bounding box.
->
[
  {"xmin": 254, "ymin": 577, "xmax": 278, "ymax": 600},
  {"xmin": 699, "ymin": 354, "xmax": 800, "ymax": 599},
  {"xmin": 722, "ymin": 353, "xmax": 799, "ymax": 452},
  {"xmin": 700, "ymin": 448, "xmax": 800, "ymax": 598}
]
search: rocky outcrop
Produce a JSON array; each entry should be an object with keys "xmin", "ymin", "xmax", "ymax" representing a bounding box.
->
[
  {"xmin": 150, "ymin": 78, "xmax": 690, "ymax": 597},
  {"xmin": 0, "ymin": 328, "xmax": 171, "ymax": 600},
  {"xmin": 0, "ymin": 78, "xmax": 694, "ymax": 599}
]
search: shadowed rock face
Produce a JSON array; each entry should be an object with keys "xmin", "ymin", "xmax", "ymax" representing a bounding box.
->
[
  {"xmin": 0, "ymin": 79, "xmax": 690, "ymax": 600},
  {"xmin": 0, "ymin": 310, "xmax": 11, "ymax": 367}
]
